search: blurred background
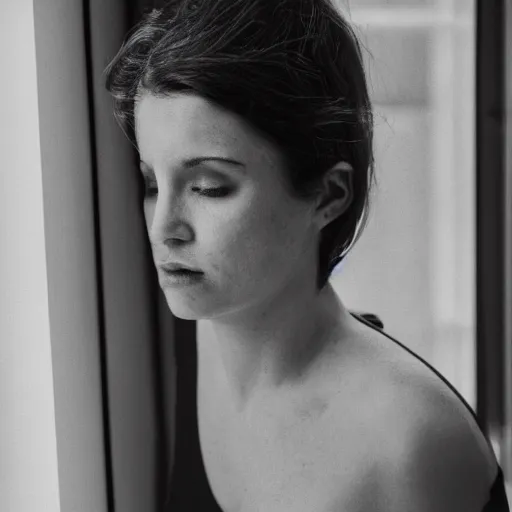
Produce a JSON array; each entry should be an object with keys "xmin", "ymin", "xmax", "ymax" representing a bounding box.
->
[
  {"xmin": 1, "ymin": 0, "xmax": 510, "ymax": 511},
  {"xmin": 333, "ymin": 0, "xmax": 476, "ymax": 412}
]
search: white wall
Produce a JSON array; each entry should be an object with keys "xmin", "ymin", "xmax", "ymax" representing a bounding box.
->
[
  {"xmin": 0, "ymin": 1, "xmax": 108, "ymax": 511},
  {"xmin": 0, "ymin": 1, "xmax": 61, "ymax": 511}
]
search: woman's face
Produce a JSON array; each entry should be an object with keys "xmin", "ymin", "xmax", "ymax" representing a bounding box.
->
[{"xmin": 134, "ymin": 92, "xmax": 321, "ymax": 320}]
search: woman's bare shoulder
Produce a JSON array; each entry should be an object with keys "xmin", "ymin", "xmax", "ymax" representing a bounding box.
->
[
  {"xmin": 317, "ymin": 319, "xmax": 498, "ymax": 511},
  {"xmin": 328, "ymin": 316, "xmax": 496, "ymax": 457}
]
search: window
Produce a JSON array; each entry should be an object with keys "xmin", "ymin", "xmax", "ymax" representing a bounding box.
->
[{"xmin": 332, "ymin": 0, "xmax": 477, "ymax": 405}]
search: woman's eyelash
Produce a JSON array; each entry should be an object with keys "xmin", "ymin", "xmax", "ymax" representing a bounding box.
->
[
  {"xmin": 142, "ymin": 179, "xmax": 231, "ymax": 198},
  {"xmin": 191, "ymin": 186, "xmax": 231, "ymax": 197}
]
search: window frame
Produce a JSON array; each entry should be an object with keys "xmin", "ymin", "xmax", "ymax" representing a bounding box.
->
[{"xmin": 475, "ymin": 0, "xmax": 512, "ymax": 486}]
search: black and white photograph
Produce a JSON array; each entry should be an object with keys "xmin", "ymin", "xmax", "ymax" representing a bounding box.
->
[{"xmin": 1, "ymin": 0, "xmax": 511, "ymax": 511}]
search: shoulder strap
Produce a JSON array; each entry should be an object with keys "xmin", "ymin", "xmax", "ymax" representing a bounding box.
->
[{"xmin": 349, "ymin": 311, "xmax": 481, "ymax": 425}]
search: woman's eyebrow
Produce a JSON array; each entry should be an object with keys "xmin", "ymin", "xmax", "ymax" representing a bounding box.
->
[
  {"xmin": 182, "ymin": 156, "xmax": 246, "ymax": 169},
  {"xmin": 139, "ymin": 156, "xmax": 246, "ymax": 173}
]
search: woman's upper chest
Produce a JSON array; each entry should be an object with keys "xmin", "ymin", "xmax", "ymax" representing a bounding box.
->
[
  {"xmin": 196, "ymin": 346, "xmax": 385, "ymax": 512},
  {"xmin": 194, "ymin": 322, "xmax": 497, "ymax": 512}
]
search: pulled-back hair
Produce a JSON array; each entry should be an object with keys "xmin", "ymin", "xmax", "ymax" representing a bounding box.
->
[{"xmin": 104, "ymin": 0, "xmax": 375, "ymax": 290}]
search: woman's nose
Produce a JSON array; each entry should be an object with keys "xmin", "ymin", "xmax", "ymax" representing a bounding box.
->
[{"xmin": 147, "ymin": 192, "xmax": 194, "ymax": 246}]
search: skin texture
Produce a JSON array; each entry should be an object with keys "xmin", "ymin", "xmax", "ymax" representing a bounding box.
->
[{"xmin": 134, "ymin": 91, "xmax": 355, "ymax": 406}]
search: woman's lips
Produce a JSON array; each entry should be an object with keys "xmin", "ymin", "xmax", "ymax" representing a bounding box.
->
[
  {"xmin": 158, "ymin": 262, "xmax": 203, "ymax": 273},
  {"xmin": 160, "ymin": 268, "xmax": 204, "ymax": 286}
]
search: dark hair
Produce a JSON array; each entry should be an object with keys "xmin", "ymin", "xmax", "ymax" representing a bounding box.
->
[{"xmin": 104, "ymin": 0, "xmax": 375, "ymax": 290}]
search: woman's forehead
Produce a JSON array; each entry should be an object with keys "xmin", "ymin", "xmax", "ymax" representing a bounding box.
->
[
  {"xmin": 134, "ymin": 92, "xmax": 283, "ymax": 170},
  {"xmin": 135, "ymin": 93, "xmax": 238, "ymax": 147}
]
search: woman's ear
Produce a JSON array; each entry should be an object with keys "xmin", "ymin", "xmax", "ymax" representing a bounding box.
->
[{"xmin": 314, "ymin": 161, "xmax": 354, "ymax": 230}]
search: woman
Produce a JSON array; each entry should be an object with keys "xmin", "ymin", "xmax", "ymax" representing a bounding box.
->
[{"xmin": 104, "ymin": 0, "xmax": 509, "ymax": 510}]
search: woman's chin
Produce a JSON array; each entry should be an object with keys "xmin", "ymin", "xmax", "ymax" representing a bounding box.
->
[{"xmin": 164, "ymin": 298, "xmax": 202, "ymax": 320}]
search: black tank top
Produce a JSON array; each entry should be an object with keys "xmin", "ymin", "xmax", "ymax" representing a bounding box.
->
[{"xmin": 166, "ymin": 312, "xmax": 510, "ymax": 511}]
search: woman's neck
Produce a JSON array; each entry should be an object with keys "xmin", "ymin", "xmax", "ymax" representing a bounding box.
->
[{"xmin": 197, "ymin": 281, "xmax": 353, "ymax": 409}]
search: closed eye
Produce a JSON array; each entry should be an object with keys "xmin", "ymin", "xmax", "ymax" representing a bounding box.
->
[
  {"xmin": 142, "ymin": 180, "xmax": 232, "ymax": 199},
  {"xmin": 191, "ymin": 186, "xmax": 232, "ymax": 198}
]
